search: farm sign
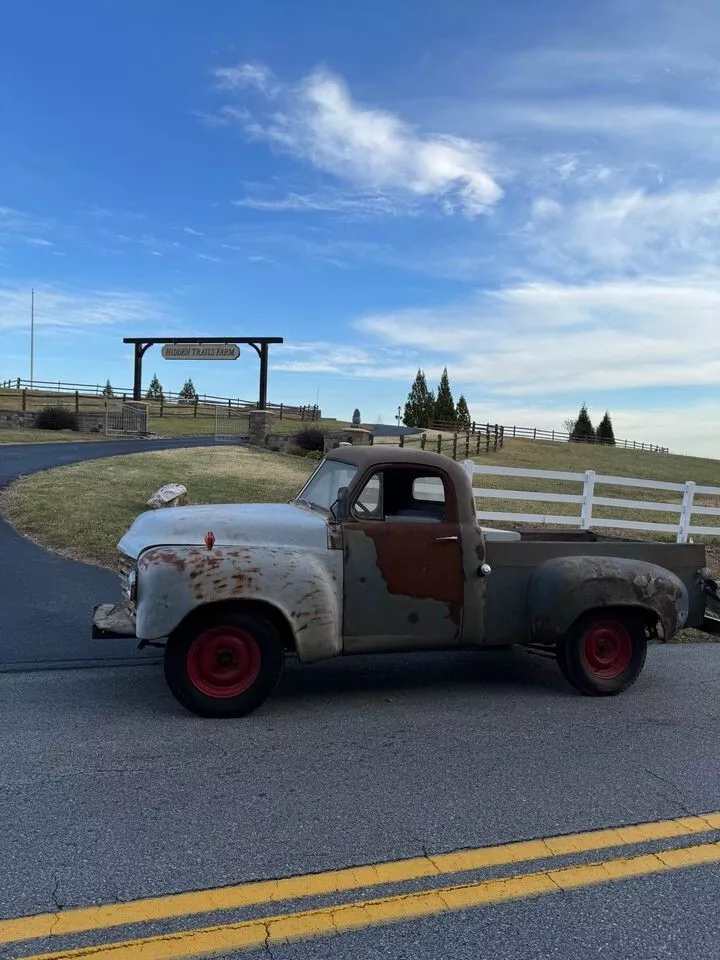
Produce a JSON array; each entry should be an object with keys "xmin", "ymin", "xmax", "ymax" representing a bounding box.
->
[{"xmin": 160, "ymin": 343, "xmax": 240, "ymax": 360}]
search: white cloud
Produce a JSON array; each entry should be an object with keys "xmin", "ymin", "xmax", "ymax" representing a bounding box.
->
[
  {"xmin": 183, "ymin": 226, "xmax": 204, "ymax": 236},
  {"xmin": 530, "ymin": 197, "xmax": 562, "ymax": 220},
  {"xmin": 213, "ymin": 62, "xmax": 277, "ymax": 94},
  {"xmin": 353, "ymin": 277, "xmax": 720, "ymax": 396},
  {"xmin": 0, "ymin": 284, "xmax": 165, "ymax": 332},
  {"xmin": 212, "ymin": 63, "xmax": 502, "ymax": 217},
  {"xmin": 24, "ymin": 237, "xmax": 54, "ymax": 247},
  {"xmin": 526, "ymin": 183, "xmax": 720, "ymax": 275},
  {"xmin": 197, "ymin": 253, "xmax": 225, "ymax": 263}
]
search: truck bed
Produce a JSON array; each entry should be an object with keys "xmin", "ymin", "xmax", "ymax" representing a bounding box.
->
[{"xmin": 483, "ymin": 533, "xmax": 706, "ymax": 645}]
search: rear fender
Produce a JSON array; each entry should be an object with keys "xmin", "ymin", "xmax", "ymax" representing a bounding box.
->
[
  {"xmin": 528, "ymin": 555, "xmax": 689, "ymax": 644},
  {"xmin": 135, "ymin": 544, "xmax": 342, "ymax": 662}
]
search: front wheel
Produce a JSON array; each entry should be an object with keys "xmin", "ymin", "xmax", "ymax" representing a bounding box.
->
[
  {"xmin": 556, "ymin": 610, "xmax": 648, "ymax": 696},
  {"xmin": 164, "ymin": 609, "xmax": 284, "ymax": 717}
]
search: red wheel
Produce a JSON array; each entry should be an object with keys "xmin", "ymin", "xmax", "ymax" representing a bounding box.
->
[
  {"xmin": 556, "ymin": 610, "xmax": 648, "ymax": 696},
  {"xmin": 164, "ymin": 610, "xmax": 284, "ymax": 718},
  {"xmin": 186, "ymin": 627, "xmax": 261, "ymax": 698},
  {"xmin": 582, "ymin": 620, "xmax": 633, "ymax": 680}
]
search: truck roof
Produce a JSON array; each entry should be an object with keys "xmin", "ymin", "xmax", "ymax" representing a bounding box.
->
[
  {"xmin": 325, "ymin": 445, "xmax": 476, "ymax": 521},
  {"xmin": 326, "ymin": 444, "xmax": 464, "ymax": 471}
]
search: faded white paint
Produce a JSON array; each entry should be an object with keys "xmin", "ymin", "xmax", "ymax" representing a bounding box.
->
[
  {"xmin": 119, "ymin": 503, "xmax": 329, "ymax": 558},
  {"xmin": 118, "ymin": 502, "xmax": 342, "ymax": 660},
  {"xmin": 135, "ymin": 542, "xmax": 343, "ymax": 661}
]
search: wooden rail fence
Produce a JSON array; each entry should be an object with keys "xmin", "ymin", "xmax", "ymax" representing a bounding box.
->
[
  {"xmin": 428, "ymin": 420, "xmax": 668, "ymax": 454},
  {"xmin": 0, "ymin": 379, "xmax": 320, "ymax": 421}
]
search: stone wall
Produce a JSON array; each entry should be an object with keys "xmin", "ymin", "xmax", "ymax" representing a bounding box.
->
[{"xmin": 0, "ymin": 409, "xmax": 105, "ymax": 433}]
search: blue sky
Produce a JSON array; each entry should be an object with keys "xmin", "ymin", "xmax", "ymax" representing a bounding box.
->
[{"xmin": 1, "ymin": 0, "xmax": 719, "ymax": 454}]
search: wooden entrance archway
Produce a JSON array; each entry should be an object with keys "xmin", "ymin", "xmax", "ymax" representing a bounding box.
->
[{"xmin": 122, "ymin": 337, "xmax": 283, "ymax": 409}]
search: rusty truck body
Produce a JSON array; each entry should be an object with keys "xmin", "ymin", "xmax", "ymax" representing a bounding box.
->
[{"xmin": 92, "ymin": 447, "xmax": 720, "ymax": 717}]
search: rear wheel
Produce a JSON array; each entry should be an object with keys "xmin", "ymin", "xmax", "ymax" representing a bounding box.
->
[
  {"xmin": 164, "ymin": 609, "xmax": 284, "ymax": 717},
  {"xmin": 556, "ymin": 610, "xmax": 648, "ymax": 696}
]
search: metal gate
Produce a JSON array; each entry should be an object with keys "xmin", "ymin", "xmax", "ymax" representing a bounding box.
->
[
  {"xmin": 215, "ymin": 407, "xmax": 250, "ymax": 443},
  {"xmin": 105, "ymin": 402, "xmax": 149, "ymax": 437}
]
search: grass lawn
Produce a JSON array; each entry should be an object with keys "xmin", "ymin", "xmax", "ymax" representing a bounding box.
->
[
  {"xmin": 1, "ymin": 447, "xmax": 314, "ymax": 567},
  {"xmin": 0, "ymin": 429, "xmax": 110, "ymax": 444}
]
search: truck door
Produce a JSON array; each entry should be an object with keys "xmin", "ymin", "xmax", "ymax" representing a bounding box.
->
[{"xmin": 341, "ymin": 466, "xmax": 463, "ymax": 652}]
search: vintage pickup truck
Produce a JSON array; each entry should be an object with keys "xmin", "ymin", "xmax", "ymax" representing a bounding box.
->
[{"xmin": 92, "ymin": 446, "xmax": 720, "ymax": 717}]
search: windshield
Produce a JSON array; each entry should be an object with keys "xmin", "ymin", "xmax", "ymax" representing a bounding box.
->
[{"xmin": 295, "ymin": 459, "xmax": 357, "ymax": 511}]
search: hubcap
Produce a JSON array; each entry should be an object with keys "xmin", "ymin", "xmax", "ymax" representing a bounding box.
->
[
  {"xmin": 583, "ymin": 620, "xmax": 633, "ymax": 679},
  {"xmin": 187, "ymin": 627, "xmax": 261, "ymax": 698}
]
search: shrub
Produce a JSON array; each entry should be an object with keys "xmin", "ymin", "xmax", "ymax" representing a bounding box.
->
[
  {"xmin": 34, "ymin": 406, "xmax": 79, "ymax": 432},
  {"xmin": 293, "ymin": 426, "xmax": 326, "ymax": 453},
  {"xmin": 352, "ymin": 408, "xmax": 361, "ymax": 426}
]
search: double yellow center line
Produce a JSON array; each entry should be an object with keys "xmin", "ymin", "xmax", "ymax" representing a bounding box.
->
[{"xmin": 4, "ymin": 812, "xmax": 720, "ymax": 960}]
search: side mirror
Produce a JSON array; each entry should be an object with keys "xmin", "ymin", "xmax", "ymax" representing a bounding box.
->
[{"xmin": 330, "ymin": 486, "xmax": 350, "ymax": 521}]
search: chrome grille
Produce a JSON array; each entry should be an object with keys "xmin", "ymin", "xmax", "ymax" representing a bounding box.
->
[{"xmin": 118, "ymin": 554, "xmax": 135, "ymax": 602}]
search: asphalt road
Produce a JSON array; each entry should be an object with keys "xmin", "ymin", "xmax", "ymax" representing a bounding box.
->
[
  {"xmin": 0, "ymin": 438, "xmax": 214, "ymax": 667},
  {"xmin": 1, "ymin": 645, "xmax": 720, "ymax": 959}
]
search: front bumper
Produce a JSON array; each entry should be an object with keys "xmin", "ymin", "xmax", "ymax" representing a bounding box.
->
[{"xmin": 92, "ymin": 603, "xmax": 137, "ymax": 640}]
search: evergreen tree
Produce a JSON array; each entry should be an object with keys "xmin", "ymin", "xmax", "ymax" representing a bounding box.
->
[
  {"xmin": 102, "ymin": 379, "xmax": 114, "ymax": 398},
  {"xmin": 434, "ymin": 367, "xmax": 456, "ymax": 425},
  {"xmin": 456, "ymin": 395, "xmax": 471, "ymax": 431},
  {"xmin": 596, "ymin": 411, "xmax": 616, "ymax": 446},
  {"xmin": 145, "ymin": 374, "xmax": 163, "ymax": 401},
  {"xmin": 352, "ymin": 408, "xmax": 361, "ymax": 426},
  {"xmin": 178, "ymin": 377, "xmax": 198, "ymax": 403},
  {"xmin": 403, "ymin": 369, "xmax": 434, "ymax": 428},
  {"xmin": 570, "ymin": 404, "xmax": 595, "ymax": 443}
]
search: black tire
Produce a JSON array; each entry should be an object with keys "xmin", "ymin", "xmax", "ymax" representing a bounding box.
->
[
  {"xmin": 556, "ymin": 609, "xmax": 648, "ymax": 696},
  {"xmin": 164, "ymin": 609, "xmax": 284, "ymax": 718}
]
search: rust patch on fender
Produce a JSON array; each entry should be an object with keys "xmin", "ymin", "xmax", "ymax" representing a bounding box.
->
[{"xmin": 139, "ymin": 549, "xmax": 186, "ymax": 573}]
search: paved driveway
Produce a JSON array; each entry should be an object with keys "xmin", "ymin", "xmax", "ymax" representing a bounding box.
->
[{"xmin": 0, "ymin": 438, "xmax": 214, "ymax": 666}]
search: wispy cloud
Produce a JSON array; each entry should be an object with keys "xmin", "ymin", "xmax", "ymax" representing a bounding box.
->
[
  {"xmin": 210, "ymin": 63, "xmax": 503, "ymax": 217},
  {"xmin": 0, "ymin": 284, "xmax": 166, "ymax": 332},
  {"xmin": 183, "ymin": 226, "xmax": 204, "ymax": 236},
  {"xmin": 353, "ymin": 277, "xmax": 720, "ymax": 395},
  {"xmin": 197, "ymin": 253, "xmax": 225, "ymax": 263},
  {"xmin": 0, "ymin": 206, "xmax": 55, "ymax": 247},
  {"xmin": 232, "ymin": 189, "xmax": 414, "ymax": 217}
]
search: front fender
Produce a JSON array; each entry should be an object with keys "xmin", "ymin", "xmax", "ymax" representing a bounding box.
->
[
  {"xmin": 135, "ymin": 544, "xmax": 342, "ymax": 662},
  {"xmin": 528, "ymin": 555, "xmax": 689, "ymax": 643}
]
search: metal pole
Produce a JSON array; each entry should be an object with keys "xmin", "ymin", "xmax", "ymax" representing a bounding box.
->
[{"xmin": 30, "ymin": 289, "xmax": 34, "ymax": 388}]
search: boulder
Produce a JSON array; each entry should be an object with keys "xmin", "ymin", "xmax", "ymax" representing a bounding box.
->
[{"xmin": 146, "ymin": 483, "xmax": 188, "ymax": 508}]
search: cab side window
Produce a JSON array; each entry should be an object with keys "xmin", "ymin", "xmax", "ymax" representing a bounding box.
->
[{"xmin": 351, "ymin": 469, "xmax": 447, "ymax": 523}]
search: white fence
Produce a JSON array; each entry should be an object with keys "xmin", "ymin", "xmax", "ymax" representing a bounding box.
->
[{"xmin": 459, "ymin": 461, "xmax": 720, "ymax": 543}]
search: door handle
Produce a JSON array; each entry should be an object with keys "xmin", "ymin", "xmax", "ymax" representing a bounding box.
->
[{"xmin": 434, "ymin": 535, "xmax": 459, "ymax": 542}]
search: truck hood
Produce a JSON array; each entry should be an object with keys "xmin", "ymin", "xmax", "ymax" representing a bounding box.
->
[{"xmin": 118, "ymin": 503, "xmax": 328, "ymax": 559}]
